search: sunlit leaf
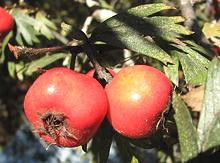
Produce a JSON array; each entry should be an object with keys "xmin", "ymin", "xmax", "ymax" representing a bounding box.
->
[
  {"xmin": 12, "ymin": 10, "xmax": 40, "ymax": 45},
  {"xmin": 91, "ymin": 3, "xmax": 188, "ymax": 64},
  {"xmin": 163, "ymin": 52, "xmax": 179, "ymax": 86},
  {"xmin": 0, "ymin": 31, "xmax": 13, "ymax": 63},
  {"xmin": 202, "ymin": 22, "xmax": 220, "ymax": 39},
  {"xmin": 12, "ymin": 9, "xmax": 56, "ymax": 45},
  {"xmin": 127, "ymin": 3, "xmax": 175, "ymax": 17},
  {"xmin": 197, "ymin": 57, "xmax": 220, "ymax": 151},
  {"xmin": 202, "ymin": 113, "xmax": 220, "ymax": 151},
  {"xmin": 172, "ymin": 93, "xmax": 199, "ymax": 162},
  {"xmin": 24, "ymin": 53, "xmax": 66, "ymax": 76},
  {"xmin": 177, "ymin": 50, "xmax": 208, "ymax": 85},
  {"xmin": 7, "ymin": 61, "xmax": 16, "ymax": 78},
  {"xmin": 131, "ymin": 156, "xmax": 139, "ymax": 163},
  {"xmin": 35, "ymin": 11, "xmax": 57, "ymax": 40}
]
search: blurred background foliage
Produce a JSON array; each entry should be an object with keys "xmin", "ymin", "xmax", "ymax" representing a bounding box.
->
[{"xmin": 1, "ymin": 0, "xmax": 220, "ymax": 163}]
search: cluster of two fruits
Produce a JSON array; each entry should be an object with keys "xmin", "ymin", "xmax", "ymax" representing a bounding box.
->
[
  {"xmin": 0, "ymin": 6, "xmax": 172, "ymax": 147},
  {"xmin": 24, "ymin": 65, "xmax": 172, "ymax": 147}
]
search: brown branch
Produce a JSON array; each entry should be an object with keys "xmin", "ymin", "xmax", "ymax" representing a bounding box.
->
[
  {"xmin": 8, "ymin": 36, "xmax": 113, "ymax": 83},
  {"xmin": 8, "ymin": 43, "xmax": 83, "ymax": 59}
]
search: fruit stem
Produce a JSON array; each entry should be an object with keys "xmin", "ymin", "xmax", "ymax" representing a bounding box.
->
[{"xmin": 83, "ymin": 39, "xmax": 113, "ymax": 83}]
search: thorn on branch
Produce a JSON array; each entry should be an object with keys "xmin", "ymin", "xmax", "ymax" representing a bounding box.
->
[{"xmin": 8, "ymin": 43, "xmax": 20, "ymax": 59}]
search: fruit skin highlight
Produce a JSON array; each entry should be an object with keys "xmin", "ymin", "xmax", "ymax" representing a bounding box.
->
[
  {"xmin": 24, "ymin": 67, "xmax": 108, "ymax": 147},
  {"xmin": 0, "ymin": 7, "xmax": 14, "ymax": 39},
  {"xmin": 105, "ymin": 65, "xmax": 172, "ymax": 139}
]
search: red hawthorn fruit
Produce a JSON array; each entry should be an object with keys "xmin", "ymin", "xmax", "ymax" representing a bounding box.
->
[
  {"xmin": 86, "ymin": 68, "xmax": 116, "ymax": 77},
  {"xmin": 0, "ymin": 7, "xmax": 14, "ymax": 39},
  {"xmin": 24, "ymin": 67, "xmax": 108, "ymax": 147},
  {"xmin": 105, "ymin": 65, "xmax": 172, "ymax": 139}
]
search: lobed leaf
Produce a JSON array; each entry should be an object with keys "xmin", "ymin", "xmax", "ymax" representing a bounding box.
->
[
  {"xmin": 174, "ymin": 44, "xmax": 209, "ymax": 68},
  {"xmin": 90, "ymin": 3, "xmax": 194, "ymax": 64},
  {"xmin": 183, "ymin": 40, "xmax": 212, "ymax": 58},
  {"xmin": 91, "ymin": 26, "xmax": 173, "ymax": 64},
  {"xmin": 145, "ymin": 16, "xmax": 192, "ymax": 42},
  {"xmin": 12, "ymin": 10, "xmax": 40, "ymax": 45},
  {"xmin": 12, "ymin": 9, "xmax": 56, "ymax": 45},
  {"xmin": 174, "ymin": 47, "xmax": 208, "ymax": 85},
  {"xmin": 90, "ymin": 3, "xmax": 210, "ymax": 86},
  {"xmin": 35, "ymin": 11, "xmax": 57, "ymax": 40}
]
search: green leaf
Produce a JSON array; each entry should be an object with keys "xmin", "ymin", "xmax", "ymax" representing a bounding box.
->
[
  {"xmin": 183, "ymin": 40, "xmax": 212, "ymax": 58},
  {"xmin": 0, "ymin": 31, "xmax": 13, "ymax": 63},
  {"xmin": 127, "ymin": 3, "xmax": 175, "ymax": 17},
  {"xmin": 24, "ymin": 53, "xmax": 66, "ymax": 76},
  {"xmin": 177, "ymin": 50, "xmax": 208, "ymax": 85},
  {"xmin": 131, "ymin": 156, "xmax": 139, "ymax": 163},
  {"xmin": 202, "ymin": 22, "xmax": 220, "ymax": 39},
  {"xmin": 7, "ymin": 61, "xmax": 16, "ymax": 78},
  {"xmin": 145, "ymin": 16, "xmax": 192, "ymax": 42},
  {"xmin": 174, "ymin": 44, "xmax": 210, "ymax": 68},
  {"xmin": 91, "ymin": 27, "xmax": 173, "ymax": 64},
  {"xmin": 188, "ymin": 72, "xmax": 207, "ymax": 85},
  {"xmin": 197, "ymin": 57, "xmax": 220, "ymax": 151},
  {"xmin": 172, "ymin": 93, "xmax": 199, "ymax": 162},
  {"xmin": 90, "ymin": 119, "xmax": 114, "ymax": 163},
  {"xmin": 16, "ymin": 61, "xmax": 25, "ymax": 81},
  {"xmin": 163, "ymin": 52, "xmax": 179, "ymax": 86},
  {"xmin": 13, "ymin": 10, "xmax": 40, "ymax": 45},
  {"xmin": 11, "ymin": 53, "xmax": 66, "ymax": 80},
  {"xmin": 12, "ymin": 9, "xmax": 56, "ymax": 45},
  {"xmin": 91, "ymin": 3, "xmax": 188, "ymax": 64},
  {"xmin": 91, "ymin": 3, "xmax": 209, "ymax": 85},
  {"xmin": 202, "ymin": 113, "xmax": 220, "ymax": 151},
  {"xmin": 35, "ymin": 11, "xmax": 57, "ymax": 40},
  {"xmin": 114, "ymin": 134, "xmax": 135, "ymax": 163}
]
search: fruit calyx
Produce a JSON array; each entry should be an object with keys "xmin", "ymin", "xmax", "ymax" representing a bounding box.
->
[{"xmin": 38, "ymin": 112, "xmax": 78, "ymax": 142}]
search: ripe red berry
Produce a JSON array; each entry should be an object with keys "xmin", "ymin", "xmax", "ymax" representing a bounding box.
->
[
  {"xmin": 0, "ymin": 7, "xmax": 14, "ymax": 39},
  {"xmin": 105, "ymin": 65, "xmax": 172, "ymax": 139},
  {"xmin": 24, "ymin": 67, "xmax": 108, "ymax": 147}
]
